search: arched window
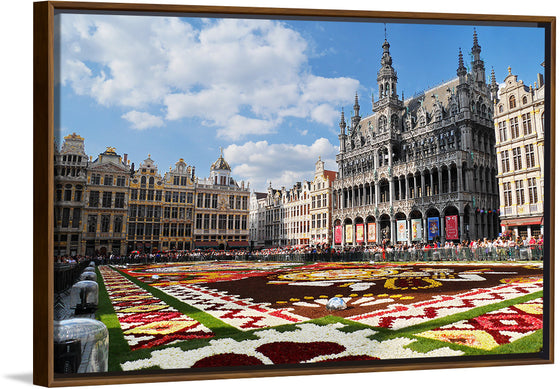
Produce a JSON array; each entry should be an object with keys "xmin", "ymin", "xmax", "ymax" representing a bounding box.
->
[
  {"xmin": 391, "ymin": 114, "xmax": 399, "ymax": 130},
  {"xmin": 378, "ymin": 115, "xmax": 387, "ymax": 131},
  {"xmin": 149, "ymin": 176, "xmax": 155, "ymax": 188},
  {"xmin": 499, "ymin": 105, "xmax": 504, "ymax": 113},
  {"xmin": 522, "ymin": 95, "xmax": 528, "ymax": 105},
  {"xmin": 509, "ymin": 95, "xmax": 516, "ymax": 109}
]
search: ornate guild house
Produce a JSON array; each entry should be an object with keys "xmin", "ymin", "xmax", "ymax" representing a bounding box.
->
[{"xmin": 333, "ymin": 31, "xmax": 499, "ymax": 247}]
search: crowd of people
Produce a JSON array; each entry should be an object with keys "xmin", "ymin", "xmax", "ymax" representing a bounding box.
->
[{"xmin": 53, "ymin": 234, "xmax": 544, "ymax": 264}]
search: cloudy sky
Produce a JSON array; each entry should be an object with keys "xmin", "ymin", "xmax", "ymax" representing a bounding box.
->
[{"xmin": 54, "ymin": 11, "xmax": 545, "ymax": 192}]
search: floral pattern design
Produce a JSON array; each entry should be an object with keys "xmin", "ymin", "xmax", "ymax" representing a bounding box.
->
[{"xmin": 99, "ymin": 266, "xmax": 214, "ymax": 350}]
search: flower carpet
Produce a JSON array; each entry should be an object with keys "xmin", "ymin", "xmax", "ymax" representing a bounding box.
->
[
  {"xmin": 99, "ymin": 266, "xmax": 214, "ymax": 350},
  {"xmin": 95, "ymin": 261, "xmax": 545, "ymax": 372}
]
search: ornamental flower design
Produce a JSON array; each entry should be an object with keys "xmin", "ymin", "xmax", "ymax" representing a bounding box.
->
[
  {"xmin": 416, "ymin": 298, "xmax": 544, "ymax": 350},
  {"xmin": 99, "ymin": 266, "xmax": 214, "ymax": 350},
  {"xmin": 120, "ymin": 323, "xmax": 463, "ymax": 371}
]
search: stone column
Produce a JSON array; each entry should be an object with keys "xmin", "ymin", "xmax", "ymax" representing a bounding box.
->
[
  {"xmin": 405, "ymin": 176, "xmax": 410, "ymax": 200},
  {"xmin": 390, "ymin": 216, "xmax": 396, "ymax": 244},
  {"xmin": 389, "ymin": 178, "xmax": 394, "ymax": 205},
  {"xmin": 438, "ymin": 168, "xmax": 443, "ymax": 196},
  {"xmin": 407, "ymin": 217, "xmax": 412, "ymax": 244}
]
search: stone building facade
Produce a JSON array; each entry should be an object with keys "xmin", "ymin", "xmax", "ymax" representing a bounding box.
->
[
  {"xmin": 493, "ymin": 67, "xmax": 545, "ymax": 239},
  {"xmin": 54, "ymin": 133, "xmax": 88, "ymax": 256},
  {"xmin": 249, "ymin": 191, "xmax": 268, "ymax": 248},
  {"xmin": 332, "ymin": 31, "xmax": 499, "ymax": 247},
  {"xmin": 193, "ymin": 151, "xmax": 250, "ymax": 250},
  {"xmin": 310, "ymin": 157, "xmax": 337, "ymax": 246},
  {"xmin": 283, "ymin": 181, "xmax": 312, "ymax": 246},
  {"xmin": 82, "ymin": 147, "xmax": 131, "ymax": 256},
  {"xmin": 126, "ymin": 156, "xmax": 164, "ymax": 253},
  {"xmin": 161, "ymin": 159, "xmax": 196, "ymax": 251}
]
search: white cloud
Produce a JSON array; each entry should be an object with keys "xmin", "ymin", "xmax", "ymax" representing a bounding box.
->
[
  {"xmin": 58, "ymin": 14, "xmax": 360, "ymax": 138},
  {"xmin": 224, "ymin": 138, "xmax": 338, "ymax": 191},
  {"xmin": 121, "ymin": 110, "xmax": 164, "ymax": 130}
]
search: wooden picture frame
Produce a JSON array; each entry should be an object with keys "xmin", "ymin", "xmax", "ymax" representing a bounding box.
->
[{"xmin": 34, "ymin": 1, "xmax": 555, "ymax": 387}]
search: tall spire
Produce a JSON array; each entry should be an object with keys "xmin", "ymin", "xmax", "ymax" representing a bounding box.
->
[
  {"xmin": 490, "ymin": 67, "xmax": 499, "ymax": 101},
  {"xmin": 472, "ymin": 28, "xmax": 481, "ymax": 60},
  {"xmin": 339, "ymin": 108, "xmax": 346, "ymax": 133},
  {"xmin": 457, "ymin": 48, "xmax": 467, "ymax": 77},
  {"xmin": 377, "ymin": 32, "xmax": 398, "ymax": 100},
  {"xmin": 353, "ymin": 92, "xmax": 360, "ymax": 115},
  {"xmin": 352, "ymin": 92, "xmax": 361, "ymax": 130},
  {"xmin": 470, "ymin": 28, "xmax": 486, "ymax": 84}
]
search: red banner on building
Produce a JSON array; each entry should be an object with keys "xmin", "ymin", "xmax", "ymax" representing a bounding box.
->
[
  {"xmin": 356, "ymin": 224, "xmax": 364, "ymax": 243},
  {"xmin": 367, "ymin": 223, "xmax": 376, "ymax": 242},
  {"xmin": 334, "ymin": 225, "xmax": 343, "ymax": 244},
  {"xmin": 446, "ymin": 215, "xmax": 459, "ymax": 240}
]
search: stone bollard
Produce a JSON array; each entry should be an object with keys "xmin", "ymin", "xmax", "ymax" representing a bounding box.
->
[
  {"xmin": 53, "ymin": 318, "xmax": 109, "ymax": 373},
  {"xmin": 70, "ymin": 280, "xmax": 99, "ymax": 315},
  {"xmin": 79, "ymin": 271, "xmax": 97, "ymax": 282}
]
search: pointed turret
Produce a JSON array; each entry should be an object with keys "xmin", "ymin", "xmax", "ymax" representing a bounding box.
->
[
  {"xmin": 351, "ymin": 92, "xmax": 361, "ymax": 130},
  {"xmin": 338, "ymin": 108, "xmax": 347, "ymax": 154},
  {"xmin": 457, "ymin": 48, "xmax": 467, "ymax": 81},
  {"xmin": 471, "ymin": 28, "xmax": 486, "ymax": 84},
  {"xmin": 377, "ymin": 38, "xmax": 398, "ymax": 100},
  {"xmin": 490, "ymin": 67, "xmax": 499, "ymax": 102}
]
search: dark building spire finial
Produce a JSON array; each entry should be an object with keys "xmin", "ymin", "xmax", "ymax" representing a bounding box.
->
[{"xmin": 457, "ymin": 48, "xmax": 467, "ymax": 77}]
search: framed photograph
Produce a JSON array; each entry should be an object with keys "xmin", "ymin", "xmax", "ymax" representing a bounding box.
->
[{"xmin": 34, "ymin": 1, "xmax": 555, "ymax": 387}]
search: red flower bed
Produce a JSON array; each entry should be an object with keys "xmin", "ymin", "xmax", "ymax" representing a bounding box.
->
[
  {"xmin": 256, "ymin": 341, "xmax": 346, "ymax": 364},
  {"xmin": 192, "ymin": 353, "xmax": 264, "ymax": 368}
]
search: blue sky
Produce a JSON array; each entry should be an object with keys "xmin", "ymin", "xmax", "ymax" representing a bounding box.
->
[{"xmin": 54, "ymin": 12, "xmax": 545, "ymax": 192}]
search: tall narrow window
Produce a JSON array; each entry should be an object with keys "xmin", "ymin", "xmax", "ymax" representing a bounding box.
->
[
  {"xmin": 71, "ymin": 208, "xmax": 81, "ymax": 228},
  {"xmin": 102, "ymin": 192, "xmax": 112, "ymax": 208},
  {"xmin": 100, "ymin": 215, "xmax": 111, "ymax": 233},
  {"xmin": 522, "ymin": 113, "xmax": 532, "ymax": 135},
  {"xmin": 504, "ymin": 182, "xmax": 513, "ymax": 207},
  {"xmin": 114, "ymin": 216, "xmax": 123, "ymax": 234},
  {"xmin": 498, "ymin": 121, "xmax": 508, "ymax": 142},
  {"xmin": 528, "ymin": 177, "xmax": 538, "ymax": 204},
  {"xmin": 515, "ymin": 180, "xmax": 525, "ymax": 205},
  {"xmin": 87, "ymin": 215, "xmax": 97, "ymax": 233},
  {"xmin": 89, "ymin": 191, "xmax": 100, "ymax": 207},
  {"xmin": 512, "ymin": 147, "xmax": 522, "ymax": 171},
  {"xmin": 510, "ymin": 117, "xmax": 520, "ymax": 139},
  {"xmin": 525, "ymin": 144, "xmax": 536, "ymax": 168},
  {"xmin": 501, "ymin": 151, "xmax": 510, "ymax": 173}
]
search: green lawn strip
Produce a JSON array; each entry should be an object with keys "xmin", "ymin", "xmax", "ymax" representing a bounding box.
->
[
  {"xmin": 490, "ymin": 329, "xmax": 543, "ymax": 355},
  {"xmin": 112, "ymin": 267, "xmax": 245, "ymax": 339},
  {"xmin": 95, "ymin": 268, "xmax": 129, "ymax": 372}
]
